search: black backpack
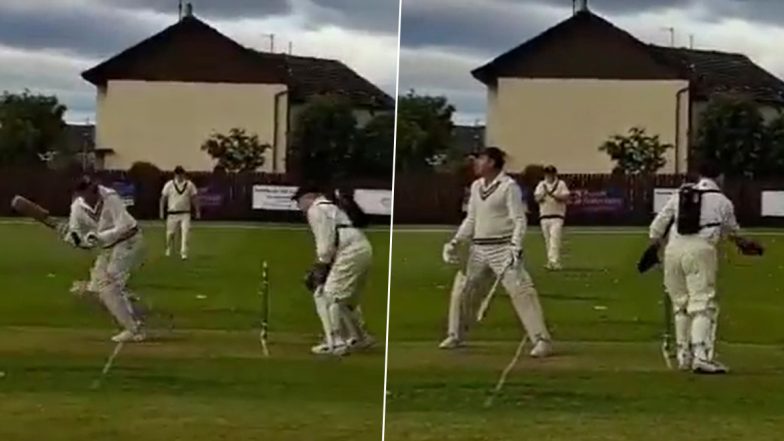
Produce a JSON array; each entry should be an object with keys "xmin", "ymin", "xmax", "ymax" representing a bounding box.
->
[{"xmin": 676, "ymin": 184, "xmax": 721, "ymax": 235}]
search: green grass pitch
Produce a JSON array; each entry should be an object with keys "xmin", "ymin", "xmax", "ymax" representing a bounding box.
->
[
  {"xmin": 385, "ymin": 228, "xmax": 784, "ymax": 441},
  {"xmin": 0, "ymin": 221, "xmax": 389, "ymax": 441}
]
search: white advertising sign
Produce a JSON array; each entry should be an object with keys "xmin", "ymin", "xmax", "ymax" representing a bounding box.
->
[
  {"xmin": 761, "ymin": 191, "xmax": 784, "ymax": 217},
  {"xmin": 252, "ymin": 185, "xmax": 298, "ymax": 211},
  {"xmin": 353, "ymin": 189, "xmax": 392, "ymax": 215},
  {"xmin": 653, "ymin": 188, "xmax": 678, "ymax": 213}
]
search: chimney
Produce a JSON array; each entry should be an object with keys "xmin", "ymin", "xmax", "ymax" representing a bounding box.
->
[
  {"xmin": 578, "ymin": 0, "xmax": 588, "ymax": 11},
  {"xmin": 185, "ymin": 2, "xmax": 193, "ymax": 17}
]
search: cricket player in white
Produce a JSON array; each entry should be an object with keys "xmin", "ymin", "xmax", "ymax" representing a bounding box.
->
[
  {"xmin": 160, "ymin": 166, "xmax": 200, "ymax": 260},
  {"xmin": 534, "ymin": 165, "xmax": 570, "ymax": 270},
  {"xmin": 62, "ymin": 176, "xmax": 146, "ymax": 343},
  {"xmin": 441, "ymin": 147, "xmax": 552, "ymax": 357},
  {"xmin": 294, "ymin": 186, "xmax": 375, "ymax": 356},
  {"xmin": 649, "ymin": 161, "xmax": 758, "ymax": 374}
]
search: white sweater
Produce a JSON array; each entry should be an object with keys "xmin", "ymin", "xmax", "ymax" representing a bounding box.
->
[
  {"xmin": 534, "ymin": 179, "xmax": 570, "ymax": 218},
  {"xmin": 453, "ymin": 173, "xmax": 527, "ymax": 248}
]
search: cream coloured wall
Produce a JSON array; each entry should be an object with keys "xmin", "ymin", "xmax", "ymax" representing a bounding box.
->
[
  {"xmin": 95, "ymin": 80, "xmax": 288, "ymax": 172},
  {"xmin": 486, "ymin": 78, "xmax": 690, "ymax": 174}
]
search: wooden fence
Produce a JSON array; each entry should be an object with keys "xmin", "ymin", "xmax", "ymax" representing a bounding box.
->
[
  {"xmin": 2, "ymin": 169, "xmax": 783, "ymax": 226},
  {"xmin": 0, "ymin": 168, "xmax": 390, "ymax": 223},
  {"xmin": 392, "ymin": 173, "xmax": 784, "ymax": 227}
]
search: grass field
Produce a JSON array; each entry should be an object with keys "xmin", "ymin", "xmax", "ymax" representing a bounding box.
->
[
  {"xmin": 385, "ymin": 229, "xmax": 784, "ymax": 441},
  {"xmin": 0, "ymin": 222, "xmax": 389, "ymax": 441}
]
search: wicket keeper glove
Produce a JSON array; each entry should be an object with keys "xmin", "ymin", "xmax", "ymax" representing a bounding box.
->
[
  {"xmin": 442, "ymin": 241, "xmax": 459, "ymax": 265},
  {"xmin": 637, "ymin": 243, "xmax": 661, "ymax": 273},
  {"xmin": 304, "ymin": 262, "xmax": 331, "ymax": 293},
  {"xmin": 734, "ymin": 237, "xmax": 764, "ymax": 256}
]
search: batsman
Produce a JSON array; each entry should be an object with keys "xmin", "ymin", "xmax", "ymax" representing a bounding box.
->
[
  {"xmin": 63, "ymin": 175, "xmax": 147, "ymax": 343},
  {"xmin": 648, "ymin": 160, "xmax": 763, "ymax": 374},
  {"xmin": 440, "ymin": 147, "xmax": 552, "ymax": 357}
]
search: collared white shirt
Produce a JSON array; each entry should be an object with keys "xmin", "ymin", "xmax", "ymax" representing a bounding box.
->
[
  {"xmin": 69, "ymin": 186, "xmax": 138, "ymax": 247},
  {"xmin": 306, "ymin": 196, "xmax": 366, "ymax": 263},
  {"xmin": 650, "ymin": 178, "xmax": 740, "ymax": 245},
  {"xmin": 454, "ymin": 172, "xmax": 527, "ymax": 247},
  {"xmin": 162, "ymin": 179, "xmax": 197, "ymax": 213},
  {"xmin": 534, "ymin": 179, "xmax": 570, "ymax": 218}
]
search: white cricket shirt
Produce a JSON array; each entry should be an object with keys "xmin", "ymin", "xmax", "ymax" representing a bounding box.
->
[
  {"xmin": 162, "ymin": 179, "xmax": 197, "ymax": 214},
  {"xmin": 650, "ymin": 178, "xmax": 740, "ymax": 246},
  {"xmin": 69, "ymin": 186, "xmax": 139, "ymax": 248},
  {"xmin": 534, "ymin": 179, "xmax": 570, "ymax": 218}
]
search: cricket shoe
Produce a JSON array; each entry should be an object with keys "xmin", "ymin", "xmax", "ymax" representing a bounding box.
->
[
  {"xmin": 692, "ymin": 358, "xmax": 729, "ymax": 375},
  {"xmin": 311, "ymin": 339, "xmax": 349, "ymax": 356},
  {"xmin": 529, "ymin": 339, "xmax": 552, "ymax": 358},
  {"xmin": 438, "ymin": 335, "xmax": 464, "ymax": 350},
  {"xmin": 165, "ymin": 249, "xmax": 171, "ymax": 257},
  {"xmin": 348, "ymin": 335, "xmax": 376, "ymax": 352},
  {"xmin": 111, "ymin": 329, "xmax": 146, "ymax": 343}
]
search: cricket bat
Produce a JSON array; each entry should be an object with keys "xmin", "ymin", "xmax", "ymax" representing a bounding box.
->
[{"xmin": 10, "ymin": 195, "xmax": 58, "ymax": 229}]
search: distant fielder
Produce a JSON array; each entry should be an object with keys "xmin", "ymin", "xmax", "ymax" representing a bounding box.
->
[
  {"xmin": 649, "ymin": 160, "xmax": 762, "ymax": 374},
  {"xmin": 534, "ymin": 165, "xmax": 570, "ymax": 270},
  {"xmin": 293, "ymin": 185, "xmax": 375, "ymax": 356},
  {"xmin": 160, "ymin": 166, "xmax": 200, "ymax": 260},
  {"xmin": 441, "ymin": 147, "xmax": 552, "ymax": 357},
  {"xmin": 62, "ymin": 175, "xmax": 146, "ymax": 343}
]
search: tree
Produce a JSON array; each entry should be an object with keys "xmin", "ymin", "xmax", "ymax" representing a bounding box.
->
[
  {"xmin": 290, "ymin": 94, "xmax": 357, "ymax": 181},
  {"xmin": 694, "ymin": 96, "xmax": 766, "ymax": 177},
  {"xmin": 395, "ymin": 91, "xmax": 455, "ymax": 172},
  {"xmin": 201, "ymin": 128, "xmax": 270, "ymax": 173},
  {"xmin": 766, "ymin": 112, "xmax": 784, "ymax": 175},
  {"xmin": 599, "ymin": 127, "xmax": 672, "ymax": 175},
  {"xmin": 0, "ymin": 90, "xmax": 67, "ymax": 166},
  {"xmin": 353, "ymin": 112, "xmax": 394, "ymax": 178}
]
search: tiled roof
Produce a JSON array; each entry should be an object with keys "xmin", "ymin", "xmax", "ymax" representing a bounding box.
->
[
  {"xmin": 648, "ymin": 46, "xmax": 784, "ymax": 103},
  {"xmin": 473, "ymin": 10, "xmax": 784, "ymax": 103},
  {"xmin": 82, "ymin": 15, "xmax": 392, "ymax": 109}
]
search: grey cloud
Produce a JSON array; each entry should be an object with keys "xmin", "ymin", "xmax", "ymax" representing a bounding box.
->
[
  {"xmin": 398, "ymin": 47, "xmax": 487, "ymax": 122},
  {"xmin": 109, "ymin": 0, "xmax": 292, "ymax": 19},
  {"xmin": 537, "ymin": 0, "xmax": 692, "ymax": 14},
  {"xmin": 300, "ymin": 0, "xmax": 400, "ymax": 34},
  {"xmin": 0, "ymin": 51, "xmax": 96, "ymax": 122},
  {"xmin": 704, "ymin": 0, "xmax": 784, "ymax": 25},
  {"xmin": 401, "ymin": 0, "xmax": 566, "ymax": 56},
  {"xmin": 0, "ymin": 3, "xmax": 162, "ymax": 57}
]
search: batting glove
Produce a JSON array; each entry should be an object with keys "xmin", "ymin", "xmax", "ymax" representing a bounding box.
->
[
  {"xmin": 84, "ymin": 232, "xmax": 100, "ymax": 248},
  {"xmin": 442, "ymin": 241, "xmax": 459, "ymax": 265},
  {"xmin": 509, "ymin": 245, "xmax": 523, "ymax": 267}
]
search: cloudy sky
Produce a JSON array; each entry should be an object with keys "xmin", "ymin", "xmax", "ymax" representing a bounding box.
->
[
  {"xmin": 400, "ymin": 0, "xmax": 784, "ymax": 124},
  {"xmin": 0, "ymin": 0, "xmax": 400, "ymax": 123}
]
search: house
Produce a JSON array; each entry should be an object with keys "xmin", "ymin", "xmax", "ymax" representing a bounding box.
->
[
  {"xmin": 82, "ymin": 8, "xmax": 392, "ymax": 173},
  {"xmin": 472, "ymin": 1, "xmax": 784, "ymax": 174}
]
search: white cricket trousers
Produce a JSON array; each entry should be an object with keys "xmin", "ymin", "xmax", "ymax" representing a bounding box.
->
[
  {"xmin": 663, "ymin": 237, "xmax": 719, "ymax": 364},
  {"xmin": 87, "ymin": 232, "xmax": 144, "ymax": 333},
  {"xmin": 314, "ymin": 239, "xmax": 373, "ymax": 344},
  {"xmin": 166, "ymin": 213, "xmax": 191, "ymax": 258},
  {"xmin": 540, "ymin": 217, "xmax": 564, "ymax": 267},
  {"xmin": 446, "ymin": 243, "xmax": 550, "ymax": 343}
]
